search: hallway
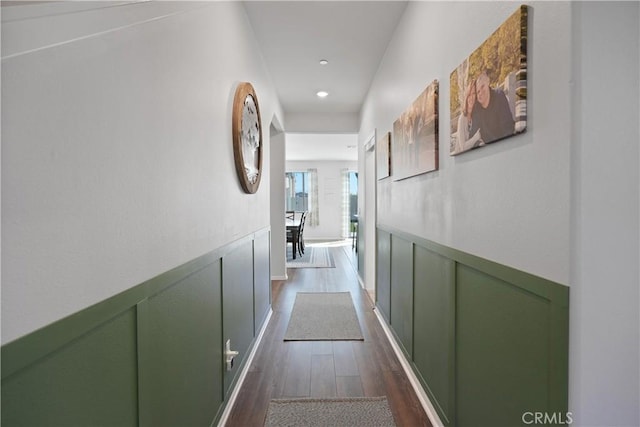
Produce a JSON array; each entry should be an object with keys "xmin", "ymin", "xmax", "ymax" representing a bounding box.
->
[{"xmin": 224, "ymin": 242, "xmax": 431, "ymax": 426}]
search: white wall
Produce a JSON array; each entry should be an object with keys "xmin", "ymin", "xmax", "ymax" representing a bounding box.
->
[
  {"xmin": 360, "ymin": 1, "xmax": 572, "ymax": 285},
  {"xmin": 286, "ymin": 160, "xmax": 357, "ymax": 241},
  {"xmin": 270, "ymin": 130, "xmax": 287, "ymax": 280},
  {"xmin": 569, "ymin": 3, "xmax": 639, "ymax": 425},
  {"xmin": 1, "ymin": 1, "xmax": 284, "ymax": 344}
]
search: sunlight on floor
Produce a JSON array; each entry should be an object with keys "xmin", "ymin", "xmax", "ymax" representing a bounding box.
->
[{"xmin": 306, "ymin": 239, "xmax": 352, "ymax": 248}]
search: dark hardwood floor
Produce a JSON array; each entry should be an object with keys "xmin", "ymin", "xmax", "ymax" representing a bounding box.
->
[{"xmin": 224, "ymin": 241, "xmax": 432, "ymax": 427}]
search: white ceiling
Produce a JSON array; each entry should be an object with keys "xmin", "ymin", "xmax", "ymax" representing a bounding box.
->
[
  {"xmin": 286, "ymin": 133, "xmax": 359, "ymax": 161},
  {"xmin": 243, "ymin": 1, "xmax": 408, "ymax": 116},
  {"xmin": 244, "ymin": 1, "xmax": 407, "ymax": 161}
]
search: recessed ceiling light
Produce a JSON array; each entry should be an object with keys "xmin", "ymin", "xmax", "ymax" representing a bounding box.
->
[
  {"xmin": 316, "ymin": 91, "xmax": 329, "ymax": 98},
  {"xmin": 319, "ymin": 59, "xmax": 329, "ymax": 65}
]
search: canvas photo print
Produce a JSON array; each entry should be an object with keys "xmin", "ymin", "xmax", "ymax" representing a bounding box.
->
[
  {"xmin": 450, "ymin": 5, "xmax": 528, "ymax": 156},
  {"xmin": 392, "ymin": 79, "xmax": 439, "ymax": 180},
  {"xmin": 377, "ymin": 132, "xmax": 391, "ymax": 180}
]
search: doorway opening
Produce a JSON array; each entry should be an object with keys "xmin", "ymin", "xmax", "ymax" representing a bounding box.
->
[{"xmin": 342, "ymin": 170, "xmax": 359, "ymax": 239}]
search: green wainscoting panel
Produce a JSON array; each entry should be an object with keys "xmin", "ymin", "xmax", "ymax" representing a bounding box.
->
[
  {"xmin": 138, "ymin": 260, "xmax": 223, "ymax": 427},
  {"xmin": 376, "ymin": 229, "xmax": 391, "ymax": 322},
  {"xmin": 390, "ymin": 234, "xmax": 413, "ymax": 357},
  {"xmin": 2, "ymin": 228, "xmax": 271, "ymax": 427},
  {"xmin": 2, "ymin": 309, "xmax": 138, "ymax": 426},
  {"xmin": 456, "ymin": 264, "xmax": 552, "ymax": 427},
  {"xmin": 376, "ymin": 225, "xmax": 569, "ymax": 427},
  {"xmin": 413, "ymin": 245, "xmax": 455, "ymax": 425},
  {"xmin": 222, "ymin": 240, "xmax": 257, "ymax": 395},
  {"xmin": 254, "ymin": 230, "xmax": 271, "ymax": 334}
]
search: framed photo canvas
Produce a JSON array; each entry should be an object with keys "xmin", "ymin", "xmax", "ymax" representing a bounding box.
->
[
  {"xmin": 377, "ymin": 132, "xmax": 391, "ymax": 180},
  {"xmin": 450, "ymin": 5, "xmax": 528, "ymax": 156},
  {"xmin": 392, "ymin": 79, "xmax": 439, "ymax": 181}
]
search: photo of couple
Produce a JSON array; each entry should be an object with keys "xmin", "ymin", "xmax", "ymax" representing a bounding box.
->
[{"xmin": 450, "ymin": 5, "xmax": 528, "ymax": 156}]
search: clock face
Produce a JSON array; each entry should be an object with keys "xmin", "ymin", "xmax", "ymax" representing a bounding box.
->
[
  {"xmin": 232, "ymin": 82, "xmax": 262, "ymax": 193},
  {"xmin": 241, "ymin": 94, "xmax": 260, "ymax": 184}
]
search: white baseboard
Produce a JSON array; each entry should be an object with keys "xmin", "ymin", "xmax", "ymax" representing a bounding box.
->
[
  {"xmin": 271, "ymin": 274, "xmax": 288, "ymax": 281},
  {"xmin": 346, "ymin": 248, "xmax": 438, "ymax": 424},
  {"xmin": 217, "ymin": 308, "xmax": 273, "ymax": 427},
  {"xmin": 373, "ymin": 308, "xmax": 444, "ymax": 427}
]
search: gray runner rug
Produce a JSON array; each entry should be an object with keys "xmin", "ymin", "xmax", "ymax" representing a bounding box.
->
[
  {"xmin": 264, "ymin": 397, "xmax": 396, "ymax": 426},
  {"xmin": 286, "ymin": 246, "xmax": 335, "ymax": 268},
  {"xmin": 284, "ymin": 292, "xmax": 364, "ymax": 341}
]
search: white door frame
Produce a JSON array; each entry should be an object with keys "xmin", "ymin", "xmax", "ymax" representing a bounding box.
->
[{"xmin": 361, "ymin": 131, "xmax": 377, "ymax": 301}]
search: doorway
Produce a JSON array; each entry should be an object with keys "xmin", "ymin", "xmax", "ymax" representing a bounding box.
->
[
  {"xmin": 362, "ymin": 133, "xmax": 376, "ymax": 301},
  {"xmin": 348, "ymin": 171, "xmax": 358, "ymax": 253}
]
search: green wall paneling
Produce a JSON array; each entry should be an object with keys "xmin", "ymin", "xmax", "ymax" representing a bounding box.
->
[
  {"xmin": 2, "ymin": 309, "xmax": 139, "ymax": 426},
  {"xmin": 377, "ymin": 225, "xmax": 569, "ymax": 427},
  {"xmin": 2, "ymin": 228, "xmax": 271, "ymax": 427},
  {"xmin": 0, "ymin": 247, "xmax": 221, "ymax": 380},
  {"xmin": 413, "ymin": 245, "xmax": 455, "ymax": 425},
  {"xmin": 456, "ymin": 264, "xmax": 557, "ymax": 427},
  {"xmin": 390, "ymin": 234, "xmax": 413, "ymax": 357},
  {"xmin": 376, "ymin": 229, "xmax": 391, "ymax": 322},
  {"xmin": 253, "ymin": 230, "xmax": 271, "ymax": 333},
  {"xmin": 222, "ymin": 240, "xmax": 257, "ymax": 395},
  {"xmin": 137, "ymin": 260, "xmax": 223, "ymax": 427}
]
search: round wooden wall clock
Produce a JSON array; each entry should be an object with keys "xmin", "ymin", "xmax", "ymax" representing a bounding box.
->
[{"xmin": 232, "ymin": 82, "xmax": 263, "ymax": 194}]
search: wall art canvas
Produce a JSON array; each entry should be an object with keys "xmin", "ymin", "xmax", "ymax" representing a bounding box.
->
[
  {"xmin": 450, "ymin": 5, "xmax": 528, "ymax": 156},
  {"xmin": 392, "ymin": 79, "xmax": 439, "ymax": 181},
  {"xmin": 377, "ymin": 132, "xmax": 391, "ymax": 180}
]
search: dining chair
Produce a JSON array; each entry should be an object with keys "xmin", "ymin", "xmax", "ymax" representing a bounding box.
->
[
  {"xmin": 286, "ymin": 211, "xmax": 305, "ymax": 259},
  {"xmin": 297, "ymin": 211, "xmax": 308, "ymax": 256},
  {"xmin": 286, "ymin": 221, "xmax": 297, "ymax": 259},
  {"xmin": 350, "ymin": 215, "xmax": 358, "ymax": 252}
]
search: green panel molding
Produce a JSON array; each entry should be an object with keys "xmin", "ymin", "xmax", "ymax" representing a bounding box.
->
[
  {"xmin": 413, "ymin": 245, "xmax": 455, "ymax": 424},
  {"xmin": 376, "ymin": 229, "xmax": 392, "ymax": 322},
  {"xmin": 138, "ymin": 260, "xmax": 223, "ymax": 427},
  {"xmin": 1, "ymin": 228, "xmax": 271, "ymax": 427},
  {"xmin": 390, "ymin": 234, "xmax": 413, "ymax": 357},
  {"xmin": 254, "ymin": 230, "xmax": 272, "ymax": 334},
  {"xmin": 2, "ymin": 309, "xmax": 139, "ymax": 426},
  {"xmin": 377, "ymin": 225, "xmax": 569, "ymax": 427},
  {"xmin": 380, "ymin": 225, "xmax": 568, "ymax": 307},
  {"xmin": 456, "ymin": 264, "xmax": 553, "ymax": 426},
  {"xmin": 222, "ymin": 240, "xmax": 258, "ymax": 396}
]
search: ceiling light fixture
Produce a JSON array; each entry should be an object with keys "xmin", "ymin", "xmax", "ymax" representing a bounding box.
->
[
  {"xmin": 319, "ymin": 59, "xmax": 329, "ymax": 65},
  {"xmin": 316, "ymin": 91, "xmax": 329, "ymax": 98}
]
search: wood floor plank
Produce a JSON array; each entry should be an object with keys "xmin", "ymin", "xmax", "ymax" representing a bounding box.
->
[
  {"xmin": 310, "ymin": 354, "xmax": 337, "ymax": 397},
  {"xmin": 281, "ymin": 341, "xmax": 312, "ymax": 397},
  {"xmin": 333, "ymin": 341, "xmax": 359, "ymax": 377},
  {"xmin": 311, "ymin": 341, "xmax": 333, "ymax": 355},
  {"xmin": 336, "ymin": 375, "xmax": 364, "ymax": 397},
  {"xmin": 352, "ymin": 341, "xmax": 386, "ymax": 397},
  {"xmin": 382, "ymin": 369, "xmax": 432, "ymax": 427}
]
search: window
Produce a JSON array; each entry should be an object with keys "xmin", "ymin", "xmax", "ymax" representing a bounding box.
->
[
  {"xmin": 285, "ymin": 172, "xmax": 309, "ymax": 212},
  {"xmin": 349, "ymin": 171, "xmax": 358, "ymax": 220},
  {"xmin": 342, "ymin": 170, "xmax": 358, "ymax": 238}
]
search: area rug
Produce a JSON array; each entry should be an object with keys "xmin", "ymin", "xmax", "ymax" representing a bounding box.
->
[
  {"xmin": 284, "ymin": 292, "xmax": 364, "ymax": 341},
  {"xmin": 264, "ymin": 397, "xmax": 396, "ymax": 426},
  {"xmin": 286, "ymin": 246, "xmax": 335, "ymax": 269}
]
